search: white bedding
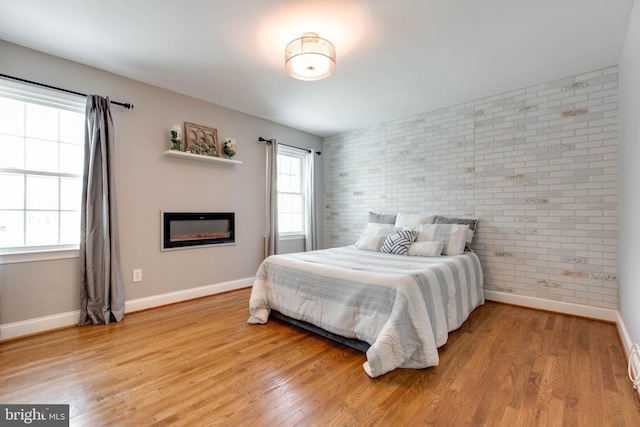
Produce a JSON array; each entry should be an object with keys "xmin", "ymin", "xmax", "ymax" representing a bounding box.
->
[{"xmin": 248, "ymin": 246, "xmax": 484, "ymax": 377}]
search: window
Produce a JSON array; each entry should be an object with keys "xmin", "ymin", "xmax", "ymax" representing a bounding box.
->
[
  {"xmin": 0, "ymin": 80, "xmax": 85, "ymax": 260},
  {"xmin": 277, "ymin": 145, "xmax": 307, "ymax": 235}
]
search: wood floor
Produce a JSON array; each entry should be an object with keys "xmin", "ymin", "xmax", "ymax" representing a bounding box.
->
[{"xmin": 1, "ymin": 288, "xmax": 639, "ymax": 426}]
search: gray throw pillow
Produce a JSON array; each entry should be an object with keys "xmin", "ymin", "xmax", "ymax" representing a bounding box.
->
[{"xmin": 368, "ymin": 211, "xmax": 397, "ymax": 224}]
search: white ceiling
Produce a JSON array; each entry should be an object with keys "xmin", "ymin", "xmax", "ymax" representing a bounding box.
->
[{"xmin": 0, "ymin": 0, "xmax": 634, "ymax": 137}]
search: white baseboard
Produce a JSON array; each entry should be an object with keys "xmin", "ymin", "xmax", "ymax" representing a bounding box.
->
[
  {"xmin": 124, "ymin": 277, "xmax": 253, "ymax": 313},
  {"xmin": 0, "ymin": 310, "xmax": 82, "ymax": 342},
  {"xmin": 0, "ymin": 277, "xmax": 253, "ymax": 341},
  {"xmin": 483, "ymin": 290, "xmax": 618, "ymax": 322},
  {"xmin": 0, "ymin": 285, "xmax": 628, "ymax": 345}
]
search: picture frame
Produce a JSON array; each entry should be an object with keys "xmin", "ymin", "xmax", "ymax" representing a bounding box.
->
[{"xmin": 184, "ymin": 122, "xmax": 219, "ymax": 157}]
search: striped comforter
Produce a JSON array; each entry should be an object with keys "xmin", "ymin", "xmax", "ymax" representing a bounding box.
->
[{"xmin": 248, "ymin": 246, "xmax": 484, "ymax": 377}]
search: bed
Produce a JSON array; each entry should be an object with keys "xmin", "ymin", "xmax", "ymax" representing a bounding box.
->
[{"xmin": 248, "ymin": 245, "xmax": 484, "ymax": 378}]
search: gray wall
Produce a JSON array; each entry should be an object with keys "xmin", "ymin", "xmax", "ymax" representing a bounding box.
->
[
  {"xmin": 618, "ymin": 1, "xmax": 640, "ymax": 350},
  {"xmin": 0, "ymin": 40, "xmax": 323, "ymax": 325},
  {"xmin": 324, "ymin": 67, "xmax": 619, "ymax": 311}
]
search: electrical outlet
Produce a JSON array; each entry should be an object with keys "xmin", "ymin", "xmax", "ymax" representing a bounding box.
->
[{"xmin": 133, "ymin": 269, "xmax": 142, "ymax": 282}]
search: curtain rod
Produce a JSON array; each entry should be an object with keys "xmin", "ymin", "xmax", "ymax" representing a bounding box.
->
[
  {"xmin": 0, "ymin": 73, "xmax": 134, "ymax": 109},
  {"xmin": 259, "ymin": 136, "xmax": 321, "ymax": 155}
]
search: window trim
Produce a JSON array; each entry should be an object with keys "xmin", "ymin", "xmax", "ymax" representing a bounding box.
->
[
  {"xmin": 0, "ymin": 247, "xmax": 79, "ymax": 264},
  {"xmin": 0, "ymin": 78, "xmax": 85, "ymax": 112},
  {"xmin": 279, "ymin": 233, "xmax": 305, "ymax": 241},
  {"xmin": 0, "ymin": 79, "xmax": 85, "ymax": 260},
  {"xmin": 277, "ymin": 145, "xmax": 307, "ymax": 236}
]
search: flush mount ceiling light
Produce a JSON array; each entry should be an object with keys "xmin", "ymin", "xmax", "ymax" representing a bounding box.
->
[{"xmin": 285, "ymin": 32, "xmax": 336, "ymax": 81}]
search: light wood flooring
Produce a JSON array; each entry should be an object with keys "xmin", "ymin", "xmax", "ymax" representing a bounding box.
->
[{"xmin": 1, "ymin": 288, "xmax": 639, "ymax": 426}]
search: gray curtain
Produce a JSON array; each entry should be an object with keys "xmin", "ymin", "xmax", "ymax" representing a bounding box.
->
[
  {"xmin": 304, "ymin": 151, "xmax": 318, "ymax": 252},
  {"xmin": 264, "ymin": 139, "xmax": 279, "ymax": 257},
  {"xmin": 79, "ymin": 95, "xmax": 125, "ymax": 325}
]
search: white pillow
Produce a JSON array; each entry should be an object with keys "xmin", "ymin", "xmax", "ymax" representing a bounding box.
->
[
  {"xmin": 355, "ymin": 223, "xmax": 395, "ymax": 251},
  {"xmin": 408, "ymin": 241, "xmax": 444, "ymax": 257},
  {"xmin": 355, "ymin": 235, "xmax": 387, "ymax": 251},
  {"xmin": 395, "ymin": 213, "xmax": 436, "ymax": 230},
  {"xmin": 416, "ymin": 223, "xmax": 468, "ymax": 256}
]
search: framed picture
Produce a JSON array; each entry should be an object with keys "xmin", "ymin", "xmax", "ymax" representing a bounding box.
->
[{"xmin": 184, "ymin": 122, "xmax": 219, "ymax": 157}]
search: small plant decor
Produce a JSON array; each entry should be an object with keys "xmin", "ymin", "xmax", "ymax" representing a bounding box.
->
[
  {"xmin": 170, "ymin": 125, "xmax": 182, "ymax": 150},
  {"xmin": 223, "ymin": 137, "xmax": 236, "ymax": 158}
]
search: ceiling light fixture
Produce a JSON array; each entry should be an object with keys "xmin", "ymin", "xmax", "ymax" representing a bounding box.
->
[{"xmin": 285, "ymin": 32, "xmax": 336, "ymax": 81}]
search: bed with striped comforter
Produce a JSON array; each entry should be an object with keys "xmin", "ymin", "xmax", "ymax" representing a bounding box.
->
[{"xmin": 247, "ymin": 246, "xmax": 484, "ymax": 377}]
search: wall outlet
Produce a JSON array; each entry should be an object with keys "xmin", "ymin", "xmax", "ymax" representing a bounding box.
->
[{"xmin": 133, "ymin": 269, "xmax": 142, "ymax": 282}]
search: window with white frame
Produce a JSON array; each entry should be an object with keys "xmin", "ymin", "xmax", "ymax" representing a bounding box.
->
[
  {"xmin": 0, "ymin": 81, "xmax": 85, "ymax": 256},
  {"xmin": 277, "ymin": 145, "xmax": 307, "ymax": 235}
]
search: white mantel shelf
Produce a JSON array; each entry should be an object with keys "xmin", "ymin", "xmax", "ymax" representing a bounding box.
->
[{"xmin": 163, "ymin": 150, "xmax": 242, "ymax": 165}]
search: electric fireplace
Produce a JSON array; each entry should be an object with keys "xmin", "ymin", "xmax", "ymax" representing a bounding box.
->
[{"xmin": 161, "ymin": 212, "xmax": 235, "ymax": 250}]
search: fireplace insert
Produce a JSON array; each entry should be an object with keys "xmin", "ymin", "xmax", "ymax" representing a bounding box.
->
[{"xmin": 161, "ymin": 212, "xmax": 235, "ymax": 250}]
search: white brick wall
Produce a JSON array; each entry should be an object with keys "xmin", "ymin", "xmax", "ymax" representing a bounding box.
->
[{"xmin": 324, "ymin": 67, "xmax": 619, "ymax": 310}]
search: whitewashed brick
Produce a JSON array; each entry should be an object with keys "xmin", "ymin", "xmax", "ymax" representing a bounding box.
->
[{"xmin": 323, "ymin": 66, "xmax": 618, "ymax": 310}]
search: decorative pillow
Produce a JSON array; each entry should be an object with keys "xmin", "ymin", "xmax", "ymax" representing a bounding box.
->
[
  {"xmin": 394, "ymin": 213, "xmax": 437, "ymax": 230},
  {"xmin": 416, "ymin": 223, "xmax": 468, "ymax": 256},
  {"xmin": 368, "ymin": 211, "xmax": 397, "ymax": 224},
  {"xmin": 355, "ymin": 235, "xmax": 387, "ymax": 251},
  {"xmin": 355, "ymin": 223, "xmax": 395, "ymax": 251},
  {"xmin": 379, "ymin": 229, "xmax": 418, "ymax": 255},
  {"xmin": 434, "ymin": 216, "xmax": 478, "ymax": 249},
  {"xmin": 408, "ymin": 241, "xmax": 444, "ymax": 257}
]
